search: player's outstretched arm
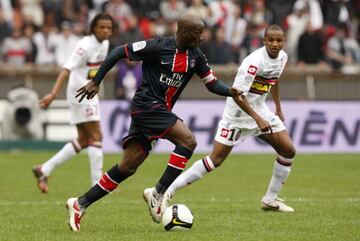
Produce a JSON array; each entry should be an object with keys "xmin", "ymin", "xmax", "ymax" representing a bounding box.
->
[
  {"xmin": 76, "ymin": 45, "xmax": 128, "ymax": 102},
  {"xmin": 205, "ymin": 79, "xmax": 242, "ymax": 97}
]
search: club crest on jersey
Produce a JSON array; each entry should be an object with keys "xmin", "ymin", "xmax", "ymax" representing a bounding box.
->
[
  {"xmin": 247, "ymin": 65, "xmax": 257, "ymax": 75},
  {"xmin": 76, "ymin": 47, "xmax": 85, "ymax": 56},
  {"xmin": 220, "ymin": 128, "xmax": 229, "ymax": 138},
  {"xmin": 190, "ymin": 59, "xmax": 196, "ymax": 68},
  {"xmin": 132, "ymin": 41, "xmax": 146, "ymax": 52}
]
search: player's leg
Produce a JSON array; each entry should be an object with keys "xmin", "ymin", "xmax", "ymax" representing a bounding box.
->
[
  {"xmin": 67, "ymin": 139, "xmax": 147, "ymax": 231},
  {"xmin": 259, "ymin": 130, "xmax": 296, "ymax": 212},
  {"xmin": 143, "ymin": 119, "xmax": 197, "ymax": 222},
  {"xmin": 153, "ymin": 119, "xmax": 197, "ymax": 197},
  {"xmin": 33, "ymin": 125, "xmax": 86, "ymax": 193},
  {"xmin": 165, "ymin": 140, "xmax": 233, "ymax": 199},
  {"xmin": 82, "ymin": 121, "xmax": 103, "ymax": 186}
]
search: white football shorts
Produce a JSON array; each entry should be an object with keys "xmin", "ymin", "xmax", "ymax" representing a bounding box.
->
[
  {"xmin": 68, "ymin": 99, "xmax": 100, "ymax": 125},
  {"xmin": 214, "ymin": 114, "xmax": 286, "ymax": 146}
]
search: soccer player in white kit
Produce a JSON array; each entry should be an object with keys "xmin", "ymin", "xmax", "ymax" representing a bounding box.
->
[
  {"xmin": 162, "ymin": 25, "xmax": 296, "ymax": 212},
  {"xmin": 32, "ymin": 13, "xmax": 114, "ymax": 193}
]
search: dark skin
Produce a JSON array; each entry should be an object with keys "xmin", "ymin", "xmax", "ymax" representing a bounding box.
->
[
  {"xmin": 75, "ymin": 13, "xmax": 241, "ymax": 178},
  {"xmin": 207, "ymin": 28, "xmax": 296, "ymax": 167}
]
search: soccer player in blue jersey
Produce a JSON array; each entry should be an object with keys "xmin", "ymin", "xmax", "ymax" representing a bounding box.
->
[{"xmin": 66, "ymin": 13, "xmax": 241, "ymax": 231}]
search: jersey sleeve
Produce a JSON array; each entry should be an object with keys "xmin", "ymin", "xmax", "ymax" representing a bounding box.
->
[
  {"xmin": 233, "ymin": 55, "xmax": 261, "ymax": 96},
  {"xmin": 125, "ymin": 38, "xmax": 161, "ymax": 61},
  {"xmin": 195, "ymin": 51, "xmax": 217, "ymax": 84},
  {"xmin": 63, "ymin": 38, "xmax": 89, "ymax": 70}
]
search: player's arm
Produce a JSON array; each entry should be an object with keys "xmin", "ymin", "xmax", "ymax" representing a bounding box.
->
[
  {"xmin": 232, "ymin": 62, "xmax": 272, "ymax": 133},
  {"xmin": 77, "ymin": 39, "xmax": 160, "ymax": 102},
  {"xmin": 205, "ymin": 78, "xmax": 241, "ymax": 97},
  {"xmin": 232, "ymin": 94, "xmax": 272, "ymax": 133},
  {"xmin": 270, "ymin": 81, "xmax": 284, "ymax": 121},
  {"xmin": 76, "ymin": 45, "xmax": 127, "ymax": 102},
  {"xmin": 196, "ymin": 51, "xmax": 240, "ymax": 97},
  {"xmin": 39, "ymin": 69, "xmax": 70, "ymax": 109}
]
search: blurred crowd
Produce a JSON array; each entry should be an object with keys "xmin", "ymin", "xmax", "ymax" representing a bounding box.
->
[{"xmin": 0, "ymin": 0, "xmax": 360, "ymax": 98}]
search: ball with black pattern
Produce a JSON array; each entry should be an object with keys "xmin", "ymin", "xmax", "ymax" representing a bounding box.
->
[{"xmin": 162, "ymin": 204, "xmax": 194, "ymax": 231}]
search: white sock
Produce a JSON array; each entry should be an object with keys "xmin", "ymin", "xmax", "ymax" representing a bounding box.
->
[
  {"xmin": 87, "ymin": 144, "xmax": 103, "ymax": 186},
  {"xmin": 263, "ymin": 157, "xmax": 292, "ymax": 202},
  {"xmin": 166, "ymin": 156, "xmax": 215, "ymax": 197},
  {"xmin": 41, "ymin": 140, "xmax": 80, "ymax": 176}
]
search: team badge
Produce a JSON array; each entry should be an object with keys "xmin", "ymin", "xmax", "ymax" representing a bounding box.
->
[
  {"xmin": 190, "ymin": 59, "xmax": 196, "ymax": 68},
  {"xmin": 220, "ymin": 128, "xmax": 229, "ymax": 138},
  {"xmin": 132, "ymin": 41, "xmax": 146, "ymax": 52},
  {"xmin": 76, "ymin": 47, "xmax": 85, "ymax": 56},
  {"xmin": 247, "ymin": 65, "xmax": 258, "ymax": 75}
]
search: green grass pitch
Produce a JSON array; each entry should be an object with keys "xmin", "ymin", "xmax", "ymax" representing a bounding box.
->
[{"xmin": 0, "ymin": 152, "xmax": 359, "ymax": 241}]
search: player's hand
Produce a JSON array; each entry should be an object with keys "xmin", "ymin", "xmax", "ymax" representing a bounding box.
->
[
  {"xmin": 275, "ymin": 110, "xmax": 285, "ymax": 121},
  {"xmin": 229, "ymin": 87, "xmax": 242, "ymax": 97},
  {"xmin": 76, "ymin": 81, "xmax": 99, "ymax": 103},
  {"xmin": 255, "ymin": 117, "xmax": 272, "ymax": 134},
  {"xmin": 39, "ymin": 93, "xmax": 55, "ymax": 109}
]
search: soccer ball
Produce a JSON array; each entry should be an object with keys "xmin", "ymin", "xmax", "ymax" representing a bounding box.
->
[{"xmin": 162, "ymin": 204, "xmax": 194, "ymax": 231}]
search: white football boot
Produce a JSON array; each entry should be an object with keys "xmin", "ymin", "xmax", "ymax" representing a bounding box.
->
[
  {"xmin": 261, "ymin": 197, "xmax": 294, "ymax": 212},
  {"xmin": 143, "ymin": 187, "xmax": 168, "ymax": 223},
  {"xmin": 66, "ymin": 197, "xmax": 85, "ymax": 231}
]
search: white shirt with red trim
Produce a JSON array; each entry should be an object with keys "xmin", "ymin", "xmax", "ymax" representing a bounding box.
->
[
  {"xmin": 223, "ymin": 46, "xmax": 288, "ymax": 127},
  {"xmin": 64, "ymin": 34, "xmax": 109, "ymax": 103}
]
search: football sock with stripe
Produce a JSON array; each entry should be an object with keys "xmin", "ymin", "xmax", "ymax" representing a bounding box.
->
[
  {"xmin": 41, "ymin": 140, "xmax": 81, "ymax": 176},
  {"xmin": 87, "ymin": 142, "xmax": 103, "ymax": 186},
  {"xmin": 263, "ymin": 155, "xmax": 293, "ymax": 202},
  {"xmin": 154, "ymin": 145, "xmax": 193, "ymax": 198},
  {"xmin": 78, "ymin": 164, "xmax": 127, "ymax": 208},
  {"xmin": 166, "ymin": 156, "xmax": 215, "ymax": 198}
]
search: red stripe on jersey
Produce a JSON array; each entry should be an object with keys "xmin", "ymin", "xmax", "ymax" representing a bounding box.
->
[
  {"xmin": 255, "ymin": 76, "xmax": 278, "ymax": 85},
  {"xmin": 98, "ymin": 173, "xmax": 118, "ymax": 192},
  {"xmin": 168, "ymin": 152, "xmax": 188, "ymax": 170},
  {"xmin": 6, "ymin": 50, "xmax": 27, "ymax": 57},
  {"xmin": 172, "ymin": 50, "xmax": 188, "ymax": 73},
  {"xmin": 124, "ymin": 44, "xmax": 129, "ymax": 58},
  {"xmin": 86, "ymin": 61, "xmax": 102, "ymax": 67},
  {"xmin": 165, "ymin": 86, "xmax": 178, "ymax": 110}
]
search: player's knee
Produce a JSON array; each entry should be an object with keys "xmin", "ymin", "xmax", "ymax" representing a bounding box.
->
[
  {"xmin": 285, "ymin": 146, "xmax": 296, "ymax": 159},
  {"xmin": 183, "ymin": 134, "xmax": 197, "ymax": 150},
  {"xmin": 77, "ymin": 138, "xmax": 89, "ymax": 149}
]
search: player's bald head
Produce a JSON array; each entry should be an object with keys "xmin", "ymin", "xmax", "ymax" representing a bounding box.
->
[{"xmin": 177, "ymin": 13, "xmax": 205, "ymax": 30}]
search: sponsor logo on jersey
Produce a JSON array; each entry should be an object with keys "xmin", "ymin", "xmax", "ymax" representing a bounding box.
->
[
  {"xmin": 132, "ymin": 41, "xmax": 146, "ymax": 52},
  {"xmin": 247, "ymin": 65, "xmax": 258, "ymax": 75},
  {"xmin": 249, "ymin": 80, "xmax": 273, "ymax": 95},
  {"xmin": 159, "ymin": 73, "xmax": 183, "ymax": 88}
]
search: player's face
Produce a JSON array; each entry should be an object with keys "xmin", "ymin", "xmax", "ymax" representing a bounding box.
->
[
  {"xmin": 264, "ymin": 29, "xmax": 284, "ymax": 58},
  {"xmin": 94, "ymin": 19, "xmax": 113, "ymax": 42},
  {"xmin": 179, "ymin": 23, "xmax": 204, "ymax": 49}
]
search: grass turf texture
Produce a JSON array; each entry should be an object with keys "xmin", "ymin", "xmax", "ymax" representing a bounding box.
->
[{"xmin": 0, "ymin": 152, "xmax": 359, "ymax": 241}]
